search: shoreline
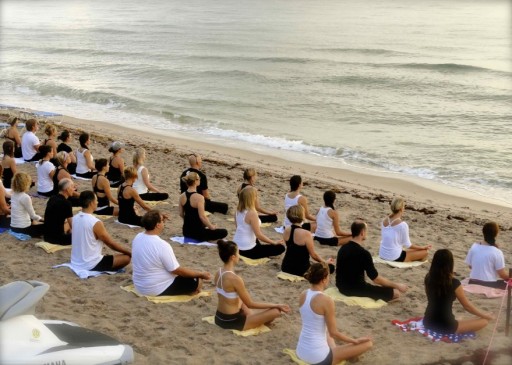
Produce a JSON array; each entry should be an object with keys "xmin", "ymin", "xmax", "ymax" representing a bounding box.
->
[{"xmin": 59, "ymin": 113, "xmax": 512, "ymax": 215}]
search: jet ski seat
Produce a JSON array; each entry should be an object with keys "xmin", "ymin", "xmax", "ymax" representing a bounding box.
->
[{"xmin": 0, "ymin": 281, "xmax": 49, "ymax": 321}]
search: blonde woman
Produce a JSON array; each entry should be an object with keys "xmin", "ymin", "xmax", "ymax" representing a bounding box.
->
[
  {"xmin": 236, "ymin": 168, "xmax": 278, "ymax": 223},
  {"xmin": 118, "ymin": 166, "xmax": 152, "ymax": 227},
  {"xmin": 282, "ymin": 205, "xmax": 334, "ymax": 277},
  {"xmin": 2, "ymin": 140, "xmax": 16, "ymax": 189},
  {"xmin": 179, "ymin": 172, "xmax": 227, "ymax": 241},
  {"xmin": 133, "ymin": 148, "xmax": 168, "ymax": 201},
  {"xmin": 214, "ymin": 240, "xmax": 290, "ymax": 331},
  {"xmin": 10, "ymin": 172, "xmax": 44, "ymax": 237},
  {"xmin": 3, "ymin": 116, "xmax": 22, "ymax": 157},
  {"xmin": 379, "ymin": 197, "xmax": 431, "ymax": 262},
  {"xmin": 233, "ymin": 186, "xmax": 284, "ymax": 259},
  {"xmin": 297, "ymin": 263, "xmax": 373, "ymax": 364}
]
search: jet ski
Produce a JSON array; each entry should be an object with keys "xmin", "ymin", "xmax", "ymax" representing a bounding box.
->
[{"xmin": 0, "ymin": 280, "xmax": 134, "ymax": 365}]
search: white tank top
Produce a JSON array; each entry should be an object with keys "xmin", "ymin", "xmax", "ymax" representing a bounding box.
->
[
  {"xmin": 76, "ymin": 148, "xmax": 92, "ymax": 174},
  {"xmin": 283, "ymin": 193, "xmax": 301, "ymax": 227},
  {"xmin": 315, "ymin": 207, "xmax": 334, "ymax": 238},
  {"xmin": 232, "ymin": 210, "xmax": 257, "ymax": 251},
  {"xmin": 296, "ymin": 290, "xmax": 330, "ymax": 364},
  {"xmin": 133, "ymin": 165, "xmax": 148, "ymax": 194},
  {"xmin": 71, "ymin": 212, "xmax": 103, "ymax": 271}
]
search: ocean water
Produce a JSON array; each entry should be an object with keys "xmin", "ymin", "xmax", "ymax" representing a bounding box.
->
[{"xmin": 1, "ymin": 0, "xmax": 511, "ymax": 203}]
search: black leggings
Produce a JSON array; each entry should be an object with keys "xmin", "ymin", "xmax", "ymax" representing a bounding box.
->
[
  {"xmin": 44, "ymin": 233, "xmax": 72, "ymax": 246},
  {"xmin": 338, "ymin": 283, "xmax": 394, "ymax": 302},
  {"xmin": 239, "ymin": 241, "xmax": 285, "ymax": 259},
  {"xmin": 185, "ymin": 227, "xmax": 228, "ymax": 242},
  {"xmin": 11, "ymin": 224, "xmax": 45, "ymax": 238},
  {"xmin": 205, "ymin": 199, "xmax": 229, "ymax": 215},
  {"xmin": 139, "ymin": 192, "xmax": 169, "ymax": 201},
  {"xmin": 259, "ymin": 214, "xmax": 278, "ymax": 223}
]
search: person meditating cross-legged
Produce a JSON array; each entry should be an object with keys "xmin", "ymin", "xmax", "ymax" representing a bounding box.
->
[
  {"xmin": 336, "ymin": 219, "xmax": 407, "ymax": 302},
  {"xmin": 43, "ymin": 178, "xmax": 75, "ymax": 245},
  {"xmin": 379, "ymin": 197, "xmax": 431, "ymax": 262},
  {"xmin": 465, "ymin": 222, "xmax": 509, "ymax": 289},
  {"xmin": 132, "ymin": 210, "xmax": 211, "ymax": 296},
  {"xmin": 314, "ymin": 190, "xmax": 352, "ymax": 246},
  {"xmin": 10, "ymin": 172, "xmax": 44, "ymax": 237},
  {"xmin": 214, "ymin": 240, "xmax": 290, "ymax": 331},
  {"xmin": 179, "ymin": 172, "xmax": 227, "ymax": 242},
  {"xmin": 424, "ymin": 249, "xmax": 494, "ymax": 334},
  {"xmin": 71, "ymin": 191, "xmax": 131, "ymax": 272},
  {"xmin": 284, "ymin": 175, "xmax": 316, "ymax": 232},
  {"xmin": 106, "ymin": 141, "xmax": 125, "ymax": 188},
  {"xmin": 75, "ymin": 132, "xmax": 97, "ymax": 179},
  {"xmin": 118, "ymin": 166, "xmax": 152, "ymax": 227},
  {"xmin": 92, "ymin": 158, "xmax": 119, "ymax": 216},
  {"xmin": 233, "ymin": 186, "xmax": 285, "ymax": 259},
  {"xmin": 296, "ymin": 263, "xmax": 373, "ymax": 365},
  {"xmin": 236, "ymin": 168, "xmax": 278, "ymax": 223},
  {"xmin": 133, "ymin": 148, "xmax": 168, "ymax": 201},
  {"xmin": 282, "ymin": 205, "xmax": 334, "ymax": 277}
]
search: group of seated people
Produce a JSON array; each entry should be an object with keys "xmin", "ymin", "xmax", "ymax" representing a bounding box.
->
[{"xmin": 1, "ymin": 121, "xmax": 509, "ymax": 364}]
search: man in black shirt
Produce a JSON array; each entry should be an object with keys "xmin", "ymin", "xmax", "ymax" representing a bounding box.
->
[
  {"xmin": 336, "ymin": 219, "xmax": 407, "ymax": 302},
  {"xmin": 44, "ymin": 178, "xmax": 75, "ymax": 245},
  {"xmin": 179, "ymin": 153, "xmax": 228, "ymax": 214}
]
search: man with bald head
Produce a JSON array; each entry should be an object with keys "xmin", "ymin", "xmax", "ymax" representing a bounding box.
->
[
  {"xmin": 44, "ymin": 178, "xmax": 75, "ymax": 245},
  {"xmin": 179, "ymin": 153, "xmax": 229, "ymax": 214}
]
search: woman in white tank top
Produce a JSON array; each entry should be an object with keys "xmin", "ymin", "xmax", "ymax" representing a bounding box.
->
[
  {"xmin": 296, "ymin": 263, "xmax": 373, "ymax": 364},
  {"xmin": 233, "ymin": 187, "xmax": 285, "ymax": 259},
  {"xmin": 283, "ymin": 175, "xmax": 316, "ymax": 231},
  {"xmin": 132, "ymin": 147, "xmax": 168, "ymax": 201},
  {"xmin": 314, "ymin": 190, "xmax": 352, "ymax": 246}
]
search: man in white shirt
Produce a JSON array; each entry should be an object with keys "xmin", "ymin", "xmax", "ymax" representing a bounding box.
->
[
  {"xmin": 132, "ymin": 209, "xmax": 211, "ymax": 296},
  {"xmin": 21, "ymin": 119, "xmax": 42, "ymax": 162},
  {"xmin": 71, "ymin": 190, "xmax": 131, "ymax": 271}
]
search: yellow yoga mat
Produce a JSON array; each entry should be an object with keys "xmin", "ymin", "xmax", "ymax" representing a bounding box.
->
[
  {"xmin": 373, "ymin": 256, "xmax": 427, "ymax": 268},
  {"xmin": 239, "ymin": 256, "xmax": 270, "ymax": 266},
  {"xmin": 324, "ymin": 287, "xmax": 387, "ymax": 309},
  {"xmin": 277, "ymin": 272, "xmax": 306, "ymax": 282},
  {"xmin": 35, "ymin": 241, "xmax": 71, "ymax": 254},
  {"xmin": 202, "ymin": 316, "xmax": 271, "ymax": 337},
  {"xmin": 121, "ymin": 284, "xmax": 210, "ymax": 303}
]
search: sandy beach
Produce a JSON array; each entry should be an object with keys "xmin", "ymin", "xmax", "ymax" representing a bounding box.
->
[{"xmin": 2, "ymin": 114, "xmax": 512, "ymax": 365}]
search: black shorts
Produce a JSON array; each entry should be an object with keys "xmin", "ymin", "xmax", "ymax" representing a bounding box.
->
[
  {"xmin": 339, "ymin": 283, "xmax": 394, "ymax": 302},
  {"xmin": 159, "ymin": 276, "xmax": 199, "ymax": 296},
  {"xmin": 37, "ymin": 190, "xmax": 55, "ymax": 198},
  {"xmin": 95, "ymin": 206, "xmax": 115, "ymax": 215},
  {"xmin": 394, "ymin": 250, "xmax": 407, "ymax": 262},
  {"xmin": 314, "ymin": 236, "xmax": 338, "ymax": 246},
  {"xmin": 423, "ymin": 317, "xmax": 458, "ymax": 334},
  {"xmin": 214, "ymin": 309, "xmax": 247, "ymax": 331},
  {"xmin": 312, "ymin": 349, "xmax": 333, "ymax": 365},
  {"xmin": 91, "ymin": 255, "xmax": 114, "ymax": 271}
]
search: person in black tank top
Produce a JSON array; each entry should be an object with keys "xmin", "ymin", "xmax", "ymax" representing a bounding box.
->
[
  {"xmin": 281, "ymin": 205, "xmax": 334, "ymax": 277},
  {"xmin": 117, "ymin": 166, "xmax": 151, "ymax": 226},
  {"xmin": 106, "ymin": 141, "xmax": 125, "ymax": 187},
  {"xmin": 92, "ymin": 158, "xmax": 119, "ymax": 216},
  {"xmin": 2, "ymin": 140, "xmax": 16, "ymax": 189},
  {"xmin": 179, "ymin": 172, "xmax": 227, "ymax": 241}
]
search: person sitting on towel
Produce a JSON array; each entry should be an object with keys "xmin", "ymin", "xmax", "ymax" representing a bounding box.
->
[
  {"xmin": 424, "ymin": 249, "xmax": 494, "ymax": 334},
  {"xmin": 296, "ymin": 263, "xmax": 373, "ymax": 365},
  {"xmin": 71, "ymin": 190, "xmax": 131, "ymax": 272},
  {"xmin": 465, "ymin": 222, "xmax": 509, "ymax": 289},
  {"xmin": 336, "ymin": 219, "xmax": 407, "ymax": 302},
  {"xmin": 179, "ymin": 153, "xmax": 228, "ymax": 214},
  {"xmin": 132, "ymin": 209, "xmax": 211, "ymax": 296},
  {"xmin": 44, "ymin": 178, "xmax": 75, "ymax": 245},
  {"xmin": 213, "ymin": 239, "xmax": 290, "ymax": 331}
]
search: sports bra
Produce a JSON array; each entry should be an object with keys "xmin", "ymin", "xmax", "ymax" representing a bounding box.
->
[{"xmin": 216, "ymin": 269, "xmax": 239, "ymax": 299}]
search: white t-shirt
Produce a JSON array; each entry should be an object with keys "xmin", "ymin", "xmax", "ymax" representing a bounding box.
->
[
  {"xmin": 71, "ymin": 212, "xmax": 103, "ymax": 271},
  {"xmin": 465, "ymin": 242, "xmax": 505, "ymax": 281},
  {"xmin": 10, "ymin": 192, "xmax": 42, "ymax": 228},
  {"xmin": 314, "ymin": 207, "xmax": 334, "ymax": 238},
  {"xmin": 232, "ymin": 210, "xmax": 257, "ymax": 251},
  {"xmin": 132, "ymin": 232, "xmax": 180, "ymax": 296},
  {"xmin": 36, "ymin": 160, "xmax": 56, "ymax": 193},
  {"xmin": 133, "ymin": 165, "xmax": 148, "ymax": 194},
  {"xmin": 21, "ymin": 131, "xmax": 40, "ymax": 160},
  {"xmin": 379, "ymin": 220, "xmax": 412, "ymax": 261}
]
